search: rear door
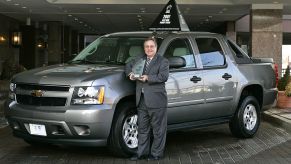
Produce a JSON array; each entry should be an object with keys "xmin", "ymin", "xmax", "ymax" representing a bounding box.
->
[{"xmin": 193, "ymin": 36, "xmax": 236, "ymax": 118}]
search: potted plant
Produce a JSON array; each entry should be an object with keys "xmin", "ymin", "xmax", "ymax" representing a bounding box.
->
[
  {"xmin": 277, "ymin": 65, "xmax": 291, "ymax": 108},
  {"xmin": 277, "ymin": 65, "xmax": 290, "ymax": 91},
  {"xmin": 285, "ymin": 82, "xmax": 291, "ymax": 97}
]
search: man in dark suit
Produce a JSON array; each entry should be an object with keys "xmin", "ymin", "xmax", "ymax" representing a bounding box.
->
[{"xmin": 125, "ymin": 37, "xmax": 169, "ymax": 160}]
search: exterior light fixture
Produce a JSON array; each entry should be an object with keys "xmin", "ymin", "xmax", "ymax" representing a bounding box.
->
[
  {"xmin": 0, "ymin": 35, "xmax": 6, "ymax": 43},
  {"xmin": 11, "ymin": 32, "xmax": 22, "ymax": 47},
  {"xmin": 36, "ymin": 38, "xmax": 46, "ymax": 49}
]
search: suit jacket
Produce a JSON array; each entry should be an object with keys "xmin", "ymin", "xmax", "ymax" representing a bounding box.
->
[{"xmin": 125, "ymin": 54, "xmax": 169, "ymax": 108}]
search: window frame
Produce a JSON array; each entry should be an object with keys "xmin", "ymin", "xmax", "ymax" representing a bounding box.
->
[
  {"xmin": 193, "ymin": 36, "xmax": 228, "ymax": 70},
  {"xmin": 162, "ymin": 37, "xmax": 197, "ymax": 71},
  {"xmin": 226, "ymin": 39, "xmax": 252, "ymax": 64}
]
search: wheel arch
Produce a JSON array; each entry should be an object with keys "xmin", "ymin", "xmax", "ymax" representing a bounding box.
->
[
  {"xmin": 239, "ymin": 84, "xmax": 263, "ymax": 110},
  {"xmin": 108, "ymin": 95, "xmax": 136, "ymax": 139},
  {"xmin": 112, "ymin": 95, "xmax": 135, "ymax": 118},
  {"xmin": 107, "ymin": 95, "xmax": 137, "ymax": 156}
]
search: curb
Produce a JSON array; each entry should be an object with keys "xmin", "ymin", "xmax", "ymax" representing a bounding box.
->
[{"xmin": 262, "ymin": 110, "xmax": 291, "ymax": 133}]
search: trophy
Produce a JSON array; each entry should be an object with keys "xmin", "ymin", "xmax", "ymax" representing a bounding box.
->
[{"xmin": 132, "ymin": 59, "xmax": 145, "ymax": 79}]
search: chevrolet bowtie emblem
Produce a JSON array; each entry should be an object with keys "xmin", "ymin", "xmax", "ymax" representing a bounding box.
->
[{"xmin": 31, "ymin": 90, "xmax": 44, "ymax": 97}]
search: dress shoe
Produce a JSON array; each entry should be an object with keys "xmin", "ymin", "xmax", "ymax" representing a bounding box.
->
[
  {"xmin": 130, "ymin": 155, "xmax": 146, "ymax": 161},
  {"xmin": 130, "ymin": 155, "xmax": 139, "ymax": 161},
  {"xmin": 148, "ymin": 155, "xmax": 161, "ymax": 161}
]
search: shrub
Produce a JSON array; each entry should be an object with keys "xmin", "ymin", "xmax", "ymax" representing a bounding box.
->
[
  {"xmin": 278, "ymin": 65, "xmax": 290, "ymax": 91},
  {"xmin": 285, "ymin": 82, "xmax": 291, "ymax": 97}
]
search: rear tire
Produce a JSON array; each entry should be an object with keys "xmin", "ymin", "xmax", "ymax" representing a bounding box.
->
[
  {"xmin": 229, "ymin": 96, "xmax": 260, "ymax": 138},
  {"xmin": 108, "ymin": 101, "xmax": 138, "ymax": 157}
]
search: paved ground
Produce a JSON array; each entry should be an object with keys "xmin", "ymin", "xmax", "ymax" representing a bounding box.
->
[
  {"xmin": 0, "ymin": 118, "xmax": 290, "ymax": 164},
  {"xmin": 239, "ymin": 108, "xmax": 291, "ymax": 164},
  {"xmin": 238, "ymin": 140, "xmax": 291, "ymax": 164}
]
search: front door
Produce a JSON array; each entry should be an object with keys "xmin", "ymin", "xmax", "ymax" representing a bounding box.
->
[{"xmin": 161, "ymin": 37, "xmax": 204, "ymax": 124}]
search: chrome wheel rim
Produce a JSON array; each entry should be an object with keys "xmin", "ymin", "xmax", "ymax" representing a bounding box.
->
[
  {"xmin": 122, "ymin": 114, "xmax": 138, "ymax": 148},
  {"xmin": 243, "ymin": 104, "xmax": 257, "ymax": 131}
]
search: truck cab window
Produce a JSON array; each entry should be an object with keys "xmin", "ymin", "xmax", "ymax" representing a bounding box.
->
[
  {"xmin": 164, "ymin": 38, "xmax": 196, "ymax": 68},
  {"xmin": 195, "ymin": 38, "xmax": 225, "ymax": 67},
  {"xmin": 226, "ymin": 39, "xmax": 252, "ymax": 64}
]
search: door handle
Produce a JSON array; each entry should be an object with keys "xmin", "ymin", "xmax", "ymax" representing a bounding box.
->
[
  {"xmin": 222, "ymin": 73, "xmax": 232, "ymax": 80},
  {"xmin": 190, "ymin": 76, "xmax": 202, "ymax": 83}
]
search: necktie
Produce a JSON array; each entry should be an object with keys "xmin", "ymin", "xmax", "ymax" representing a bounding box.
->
[{"xmin": 143, "ymin": 58, "xmax": 151, "ymax": 74}]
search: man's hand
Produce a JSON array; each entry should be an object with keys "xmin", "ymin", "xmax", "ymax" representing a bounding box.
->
[
  {"xmin": 139, "ymin": 75, "xmax": 148, "ymax": 82},
  {"xmin": 128, "ymin": 72, "xmax": 136, "ymax": 81}
]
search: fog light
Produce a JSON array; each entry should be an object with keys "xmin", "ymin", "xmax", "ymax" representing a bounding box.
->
[
  {"xmin": 12, "ymin": 122, "xmax": 20, "ymax": 130},
  {"xmin": 51, "ymin": 125, "xmax": 65, "ymax": 135},
  {"xmin": 73, "ymin": 125, "xmax": 90, "ymax": 136}
]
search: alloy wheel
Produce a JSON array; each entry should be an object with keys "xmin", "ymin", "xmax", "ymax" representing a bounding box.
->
[
  {"xmin": 122, "ymin": 114, "xmax": 138, "ymax": 148},
  {"xmin": 243, "ymin": 104, "xmax": 257, "ymax": 131}
]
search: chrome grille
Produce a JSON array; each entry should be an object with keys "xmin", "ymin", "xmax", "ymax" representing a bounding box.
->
[
  {"xmin": 16, "ymin": 95, "xmax": 67, "ymax": 106},
  {"xmin": 17, "ymin": 84, "xmax": 70, "ymax": 91},
  {"xmin": 15, "ymin": 84, "xmax": 70, "ymax": 106}
]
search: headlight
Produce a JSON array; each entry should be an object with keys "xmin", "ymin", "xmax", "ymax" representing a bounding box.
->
[
  {"xmin": 9, "ymin": 83, "xmax": 16, "ymax": 100},
  {"xmin": 71, "ymin": 86, "xmax": 105, "ymax": 105},
  {"xmin": 10, "ymin": 83, "xmax": 16, "ymax": 92}
]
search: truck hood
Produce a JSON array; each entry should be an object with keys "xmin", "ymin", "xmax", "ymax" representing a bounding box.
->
[{"xmin": 12, "ymin": 64, "xmax": 125, "ymax": 86}]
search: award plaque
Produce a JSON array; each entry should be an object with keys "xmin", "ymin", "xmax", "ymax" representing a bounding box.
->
[{"xmin": 132, "ymin": 59, "xmax": 145, "ymax": 78}]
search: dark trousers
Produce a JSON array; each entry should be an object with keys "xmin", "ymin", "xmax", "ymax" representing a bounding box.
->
[{"xmin": 137, "ymin": 94, "xmax": 167, "ymax": 158}]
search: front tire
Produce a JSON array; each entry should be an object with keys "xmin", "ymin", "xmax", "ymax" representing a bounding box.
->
[
  {"xmin": 108, "ymin": 102, "xmax": 138, "ymax": 157},
  {"xmin": 229, "ymin": 96, "xmax": 260, "ymax": 138}
]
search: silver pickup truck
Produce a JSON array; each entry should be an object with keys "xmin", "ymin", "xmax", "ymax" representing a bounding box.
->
[{"xmin": 4, "ymin": 31, "xmax": 277, "ymax": 157}]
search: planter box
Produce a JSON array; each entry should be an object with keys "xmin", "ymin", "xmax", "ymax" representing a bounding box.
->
[{"xmin": 277, "ymin": 91, "xmax": 291, "ymax": 109}]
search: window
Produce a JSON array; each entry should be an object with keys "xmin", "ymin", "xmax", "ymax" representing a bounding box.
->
[
  {"xmin": 195, "ymin": 38, "xmax": 225, "ymax": 67},
  {"xmin": 226, "ymin": 39, "xmax": 252, "ymax": 64},
  {"xmin": 227, "ymin": 40, "xmax": 244, "ymax": 58},
  {"xmin": 164, "ymin": 38, "xmax": 195, "ymax": 68},
  {"xmin": 71, "ymin": 37, "xmax": 148, "ymax": 65}
]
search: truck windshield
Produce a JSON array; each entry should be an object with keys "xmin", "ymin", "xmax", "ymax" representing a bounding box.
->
[{"xmin": 69, "ymin": 36, "xmax": 150, "ymax": 65}]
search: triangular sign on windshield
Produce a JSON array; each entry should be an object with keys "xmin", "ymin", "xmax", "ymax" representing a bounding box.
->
[{"xmin": 149, "ymin": 0, "xmax": 189, "ymax": 31}]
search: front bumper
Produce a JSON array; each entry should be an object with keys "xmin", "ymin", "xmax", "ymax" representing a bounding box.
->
[{"xmin": 4, "ymin": 101, "xmax": 114, "ymax": 146}]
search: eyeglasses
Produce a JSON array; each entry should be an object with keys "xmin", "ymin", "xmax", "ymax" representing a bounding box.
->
[{"xmin": 144, "ymin": 45, "xmax": 156, "ymax": 49}]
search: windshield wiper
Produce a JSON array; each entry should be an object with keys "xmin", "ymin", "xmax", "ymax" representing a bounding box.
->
[
  {"xmin": 69, "ymin": 59, "xmax": 97, "ymax": 64},
  {"xmin": 105, "ymin": 60, "xmax": 125, "ymax": 65}
]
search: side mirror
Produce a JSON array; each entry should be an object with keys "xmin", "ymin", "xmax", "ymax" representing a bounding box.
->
[{"xmin": 168, "ymin": 56, "xmax": 186, "ymax": 68}]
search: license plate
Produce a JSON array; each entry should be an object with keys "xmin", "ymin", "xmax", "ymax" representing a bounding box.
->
[{"xmin": 29, "ymin": 124, "xmax": 47, "ymax": 136}]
